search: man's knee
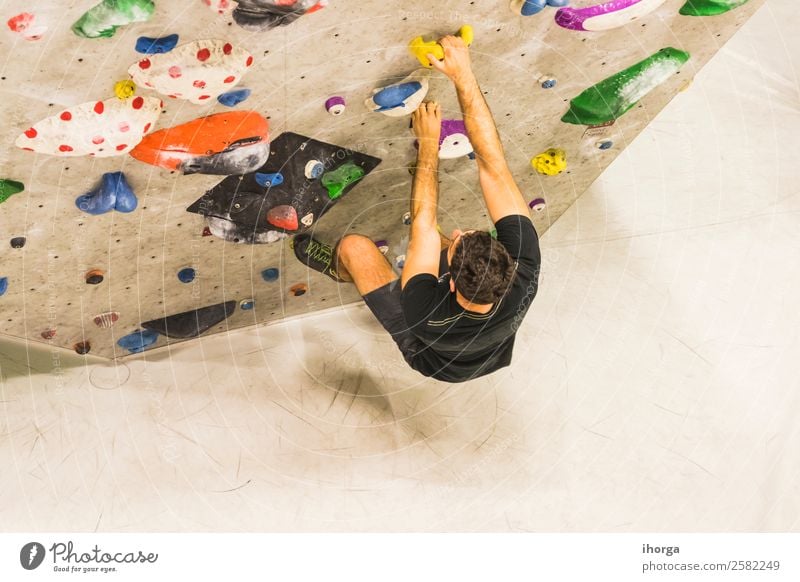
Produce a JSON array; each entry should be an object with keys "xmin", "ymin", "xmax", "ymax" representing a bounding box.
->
[{"xmin": 337, "ymin": 234, "xmax": 376, "ymax": 261}]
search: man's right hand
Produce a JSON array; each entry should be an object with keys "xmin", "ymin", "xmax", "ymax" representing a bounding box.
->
[{"xmin": 426, "ymin": 36, "xmax": 475, "ymax": 86}]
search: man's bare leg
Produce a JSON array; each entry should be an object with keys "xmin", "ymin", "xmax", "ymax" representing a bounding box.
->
[{"xmin": 335, "ymin": 234, "xmax": 398, "ymax": 296}]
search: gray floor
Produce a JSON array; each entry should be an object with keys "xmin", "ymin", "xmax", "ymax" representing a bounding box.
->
[{"xmin": 1, "ymin": 2, "xmax": 798, "ymax": 532}]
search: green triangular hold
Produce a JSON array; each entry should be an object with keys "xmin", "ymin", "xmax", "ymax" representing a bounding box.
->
[
  {"xmin": 0, "ymin": 179, "xmax": 24, "ymax": 204},
  {"xmin": 679, "ymin": 0, "xmax": 751, "ymax": 16}
]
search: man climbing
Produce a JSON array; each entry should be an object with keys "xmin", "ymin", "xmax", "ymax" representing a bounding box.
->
[{"xmin": 293, "ymin": 35, "xmax": 541, "ymax": 383}]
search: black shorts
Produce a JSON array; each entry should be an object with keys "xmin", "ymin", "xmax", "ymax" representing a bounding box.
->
[{"xmin": 361, "ymin": 279, "xmax": 426, "ymax": 368}]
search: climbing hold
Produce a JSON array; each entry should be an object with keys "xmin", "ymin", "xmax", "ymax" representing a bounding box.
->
[
  {"xmin": 0, "ymin": 179, "xmax": 24, "ymax": 204},
  {"xmin": 366, "ymin": 69, "xmax": 430, "ymax": 117},
  {"xmin": 322, "ymin": 162, "xmax": 365, "ymax": 200},
  {"xmin": 255, "ymin": 172, "xmax": 284, "ymax": 188},
  {"xmin": 679, "ymin": 0, "xmax": 751, "ymax": 16},
  {"xmin": 203, "ymin": 0, "xmax": 234, "ymax": 14},
  {"xmin": 218, "ymin": 88, "xmax": 252, "ymax": 107},
  {"xmin": 489, "ymin": 228, "xmax": 498, "ymax": 239},
  {"xmin": 74, "ymin": 341, "xmax": 91, "ymax": 355},
  {"xmin": 128, "ymin": 39, "xmax": 252, "ymax": 105},
  {"xmin": 409, "ymin": 25, "xmax": 473, "ymax": 68},
  {"xmin": 597, "ymin": 140, "xmax": 614, "ymax": 150},
  {"xmin": 239, "ymin": 299, "xmax": 255, "ymax": 310},
  {"xmin": 202, "ymin": 226, "xmax": 213, "ymax": 237},
  {"xmin": 300, "ymin": 213, "xmax": 314, "ymax": 227},
  {"xmin": 76, "ymin": 172, "xmax": 138, "ymax": 215},
  {"xmin": 72, "ymin": 0, "xmax": 155, "ymax": 39},
  {"xmin": 232, "ymin": 0, "xmax": 326, "ymax": 31},
  {"xmin": 304, "ymin": 160, "xmax": 325, "ymax": 179},
  {"xmin": 41, "ymin": 329, "xmax": 57, "ymax": 340},
  {"xmin": 403, "ymin": 211, "xmax": 412, "ymax": 225},
  {"xmin": 93, "ymin": 311, "xmax": 120, "ymax": 328},
  {"xmin": 266, "ymin": 205, "xmax": 299, "ymax": 230},
  {"xmin": 532, "ymin": 149, "xmax": 567, "ymax": 175},
  {"xmin": 511, "ymin": 0, "xmax": 546, "ymax": 16},
  {"xmin": 10, "ymin": 237, "xmax": 26, "ymax": 249},
  {"xmin": 177, "ymin": 267, "xmax": 196, "ymax": 283},
  {"xmin": 130, "ymin": 111, "xmax": 270, "ymax": 175},
  {"xmin": 556, "ymin": 0, "xmax": 667, "ymax": 31},
  {"xmin": 538, "ymin": 75, "xmax": 557, "ymax": 89},
  {"xmin": 261, "ymin": 267, "xmax": 280, "ymax": 282},
  {"xmin": 135, "ymin": 33, "xmax": 179, "ymax": 54},
  {"xmin": 562, "ymin": 48, "xmax": 690, "ymax": 126},
  {"xmin": 290, "ymin": 283, "xmax": 308, "ymax": 297},
  {"xmin": 16, "ymin": 96, "xmax": 161, "ymax": 158},
  {"xmin": 0, "ymin": 277, "xmax": 8, "ymax": 296},
  {"xmin": 117, "ymin": 329, "xmax": 159, "ymax": 353},
  {"xmin": 141, "ymin": 301, "xmax": 237, "ymax": 339},
  {"xmin": 374, "ymin": 240, "xmax": 389, "ymax": 255},
  {"xmin": 325, "ymin": 96, "xmax": 346, "ymax": 115},
  {"xmin": 6, "ymin": 13, "xmax": 47, "ymax": 40},
  {"xmin": 114, "ymin": 79, "xmax": 137, "ymax": 100},
  {"xmin": 85, "ymin": 269, "xmax": 105, "ymax": 285},
  {"xmin": 438, "ymin": 119, "xmax": 474, "ymax": 159},
  {"xmin": 395, "ymin": 255, "xmax": 406, "ymax": 270},
  {"xmin": 529, "ymin": 197, "xmax": 547, "ymax": 212}
]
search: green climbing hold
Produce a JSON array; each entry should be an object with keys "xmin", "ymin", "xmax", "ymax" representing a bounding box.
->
[
  {"xmin": 0, "ymin": 179, "xmax": 24, "ymax": 204},
  {"xmin": 72, "ymin": 0, "xmax": 155, "ymax": 39},
  {"xmin": 679, "ymin": 0, "xmax": 751, "ymax": 16},
  {"xmin": 321, "ymin": 162, "xmax": 365, "ymax": 200},
  {"xmin": 562, "ymin": 47, "xmax": 691, "ymax": 126}
]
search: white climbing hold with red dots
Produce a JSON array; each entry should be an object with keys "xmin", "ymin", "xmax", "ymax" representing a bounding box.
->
[
  {"xmin": 128, "ymin": 39, "xmax": 252, "ymax": 105},
  {"xmin": 6, "ymin": 13, "xmax": 47, "ymax": 40},
  {"xmin": 15, "ymin": 95, "xmax": 162, "ymax": 158}
]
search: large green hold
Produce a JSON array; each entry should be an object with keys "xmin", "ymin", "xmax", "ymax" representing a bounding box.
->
[
  {"xmin": 679, "ymin": 0, "xmax": 751, "ymax": 16},
  {"xmin": 322, "ymin": 162, "xmax": 365, "ymax": 200},
  {"xmin": 72, "ymin": 0, "xmax": 155, "ymax": 39},
  {"xmin": 562, "ymin": 47, "xmax": 691, "ymax": 126},
  {"xmin": 0, "ymin": 179, "xmax": 24, "ymax": 204}
]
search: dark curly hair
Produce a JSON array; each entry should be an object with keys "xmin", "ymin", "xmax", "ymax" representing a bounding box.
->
[{"xmin": 450, "ymin": 231, "xmax": 516, "ymax": 305}]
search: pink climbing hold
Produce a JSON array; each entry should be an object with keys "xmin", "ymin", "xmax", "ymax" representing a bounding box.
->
[
  {"xmin": 7, "ymin": 13, "xmax": 47, "ymax": 41},
  {"xmin": 266, "ymin": 205, "xmax": 299, "ymax": 231},
  {"xmin": 168, "ymin": 65, "xmax": 182, "ymax": 78}
]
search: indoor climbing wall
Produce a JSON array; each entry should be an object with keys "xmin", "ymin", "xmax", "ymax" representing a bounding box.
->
[{"xmin": 0, "ymin": 0, "xmax": 765, "ymax": 359}]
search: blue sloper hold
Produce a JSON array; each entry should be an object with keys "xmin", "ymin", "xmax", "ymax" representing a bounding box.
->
[
  {"xmin": 254, "ymin": 172, "xmax": 284, "ymax": 187},
  {"xmin": 135, "ymin": 34, "xmax": 179, "ymax": 54},
  {"xmin": 217, "ymin": 88, "xmax": 252, "ymax": 107},
  {"xmin": 117, "ymin": 329, "xmax": 159, "ymax": 353},
  {"xmin": 75, "ymin": 172, "xmax": 137, "ymax": 215},
  {"xmin": 373, "ymin": 82, "xmax": 422, "ymax": 111},
  {"xmin": 0, "ymin": 277, "xmax": 8, "ymax": 296}
]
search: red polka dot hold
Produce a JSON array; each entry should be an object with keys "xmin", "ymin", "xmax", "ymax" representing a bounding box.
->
[
  {"xmin": 197, "ymin": 48, "xmax": 211, "ymax": 62},
  {"xmin": 223, "ymin": 75, "xmax": 235, "ymax": 84},
  {"xmin": 168, "ymin": 65, "xmax": 182, "ymax": 78},
  {"xmin": 246, "ymin": 56, "xmax": 253, "ymax": 67},
  {"xmin": 116, "ymin": 144, "xmax": 128, "ymax": 151},
  {"xmin": 143, "ymin": 122, "xmax": 152, "ymax": 133},
  {"xmin": 132, "ymin": 96, "xmax": 144, "ymax": 110},
  {"xmin": 198, "ymin": 95, "xmax": 211, "ymax": 100},
  {"xmin": 94, "ymin": 101, "xmax": 104, "ymax": 114},
  {"xmin": 223, "ymin": 43, "xmax": 233, "ymax": 55},
  {"xmin": 60, "ymin": 111, "xmax": 72, "ymax": 121},
  {"xmin": 193, "ymin": 80, "xmax": 207, "ymax": 89},
  {"xmin": 59, "ymin": 144, "xmax": 73, "ymax": 152},
  {"xmin": 92, "ymin": 136, "xmax": 105, "ymax": 145},
  {"xmin": 139, "ymin": 58, "xmax": 151, "ymax": 69},
  {"xmin": 119, "ymin": 122, "xmax": 130, "ymax": 132},
  {"xmin": 24, "ymin": 127, "xmax": 37, "ymax": 138}
]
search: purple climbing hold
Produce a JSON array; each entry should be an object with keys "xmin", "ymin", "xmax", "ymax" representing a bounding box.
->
[
  {"xmin": 325, "ymin": 96, "xmax": 346, "ymax": 115},
  {"xmin": 75, "ymin": 172, "xmax": 137, "ymax": 215},
  {"xmin": 529, "ymin": 197, "xmax": 547, "ymax": 212}
]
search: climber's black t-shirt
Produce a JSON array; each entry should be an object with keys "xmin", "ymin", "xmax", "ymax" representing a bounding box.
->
[{"xmin": 400, "ymin": 214, "xmax": 540, "ymax": 383}]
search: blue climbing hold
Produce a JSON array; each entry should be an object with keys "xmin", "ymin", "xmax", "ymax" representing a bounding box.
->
[
  {"xmin": 255, "ymin": 172, "xmax": 284, "ymax": 188},
  {"xmin": 239, "ymin": 299, "xmax": 255, "ymax": 310},
  {"xmin": 117, "ymin": 329, "xmax": 159, "ymax": 354},
  {"xmin": 519, "ymin": 0, "xmax": 547, "ymax": 16},
  {"xmin": 135, "ymin": 34, "xmax": 179, "ymax": 54},
  {"xmin": 541, "ymin": 78, "xmax": 557, "ymax": 89},
  {"xmin": 261, "ymin": 268, "xmax": 279, "ymax": 282},
  {"xmin": 177, "ymin": 267, "xmax": 196, "ymax": 283},
  {"xmin": 546, "ymin": 0, "xmax": 570, "ymax": 6},
  {"xmin": 0, "ymin": 277, "xmax": 8, "ymax": 296},
  {"xmin": 217, "ymin": 88, "xmax": 252, "ymax": 107},
  {"xmin": 75, "ymin": 172, "xmax": 137, "ymax": 215},
  {"xmin": 598, "ymin": 140, "xmax": 614, "ymax": 150},
  {"xmin": 373, "ymin": 81, "xmax": 423, "ymax": 111}
]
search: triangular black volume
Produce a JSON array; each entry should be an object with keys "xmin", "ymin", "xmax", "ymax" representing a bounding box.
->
[{"xmin": 141, "ymin": 301, "xmax": 238, "ymax": 339}]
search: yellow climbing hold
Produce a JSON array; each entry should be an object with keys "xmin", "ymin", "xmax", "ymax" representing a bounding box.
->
[
  {"xmin": 114, "ymin": 79, "xmax": 136, "ymax": 100},
  {"xmin": 531, "ymin": 148, "xmax": 567, "ymax": 176},
  {"xmin": 409, "ymin": 25, "xmax": 474, "ymax": 68}
]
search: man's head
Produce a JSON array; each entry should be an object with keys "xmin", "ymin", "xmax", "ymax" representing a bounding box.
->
[{"xmin": 447, "ymin": 229, "xmax": 516, "ymax": 305}]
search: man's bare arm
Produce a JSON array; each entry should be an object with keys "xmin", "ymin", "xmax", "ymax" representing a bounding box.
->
[{"xmin": 428, "ymin": 37, "xmax": 530, "ymax": 223}]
